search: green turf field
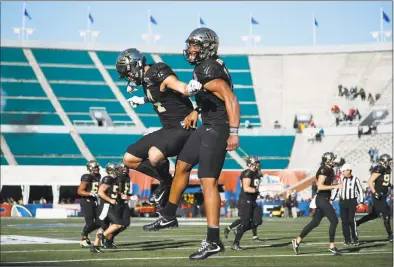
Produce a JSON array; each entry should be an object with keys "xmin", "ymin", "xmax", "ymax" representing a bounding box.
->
[{"xmin": 0, "ymin": 217, "xmax": 392, "ymax": 266}]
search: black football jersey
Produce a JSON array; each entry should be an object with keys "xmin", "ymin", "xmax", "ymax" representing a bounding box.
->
[
  {"xmin": 372, "ymin": 165, "xmax": 392, "ymax": 194},
  {"xmin": 80, "ymin": 173, "xmax": 101, "ymax": 198},
  {"xmin": 117, "ymin": 174, "xmax": 131, "ymax": 200},
  {"xmin": 100, "ymin": 175, "xmax": 119, "ymax": 203},
  {"xmin": 193, "ymin": 57, "xmax": 233, "ymax": 125},
  {"xmin": 316, "ymin": 165, "xmax": 335, "ymax": 197},
  {"xmin": 239, "ymin": 169, "xmax": 260, "ymax": 202},
  {"xmin": 142, "ymin": 62, "xmax": 194, "ymax": 128}
]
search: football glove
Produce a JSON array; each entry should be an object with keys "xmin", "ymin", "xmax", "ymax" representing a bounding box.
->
[
  {"xmin": 374, "ymin": 192, "xmax": 382, "ymax": 200},
  {"xmin": 127, "ymin": 96, "xmax": 146, "ymax": 108},
  {"xmin": 90, "ymin": 192, "xmax": 98, "ymax": 198},
  {"xmin": 187, "ymin": 80, "xmax": 202, "ymax": 96}
]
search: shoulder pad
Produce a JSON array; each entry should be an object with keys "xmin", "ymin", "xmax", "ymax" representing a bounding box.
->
[
  {"xmin": 372, "ymin": 165, "xmax": 385, "ymax": 174},
  {"xmin": 81, "ymin": 174, "xmax": 91, "ymax": 182},
  {"xmin": 317, "ymin": 166, "xmax": 326, "ymax": 176},
  {"xmin": 241, "ymin": 169, "xmax": 253, "ymax": 179},
  {"xmin": 194, "ymin": 59, "xmax": 226, "ymax": 85},
  {"xmin": 148, "ymin": 62, "xmax": 175, "ymax": 84},
  {"xmin": 101, "ymin": 176, "xmax": 114, "ymax": 185}
]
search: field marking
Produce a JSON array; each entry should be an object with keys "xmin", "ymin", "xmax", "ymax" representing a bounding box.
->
[
  {"xmin": 1, "ymin": 241, "xmax": 391, "ymax": 253},
  {"xmin": 3, "ymin": 251, "xmax": 393, "ymax": 264}
]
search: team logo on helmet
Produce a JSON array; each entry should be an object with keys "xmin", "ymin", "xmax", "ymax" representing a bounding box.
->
[{"xmin": 86, "ymin": 160, "xmax": 100, "ymax": 174}]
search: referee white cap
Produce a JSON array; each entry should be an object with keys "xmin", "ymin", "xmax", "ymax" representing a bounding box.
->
[{"xmin": 340, "ymin": 163, "xmax": 352, "ymax": 172}]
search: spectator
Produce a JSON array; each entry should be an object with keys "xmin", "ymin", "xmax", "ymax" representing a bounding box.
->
[
  {"xmin": 344, "ymin": 87, "xmax": 349, "ymax": 99},
  {"xmin": 358, "ymin": 126, "xmax": 363, "ymax": 139},
  {"xmin": 338, "ymin": 85, "xmax": 343, "ymax": 96},
  {"xmin": 359, "ymin": 88, "xmax": 366, "ymax": 101},
  {"xmin": 375, "ymin": 93, "xmax": 381, "ymax": 102},
  {"xmin": 368, "ymin": 93, "xmax": 375, "ymax": 106},
  {"xmin": 39, "ymin": 197, "xmax": 47, "ymax": 204},
  {"xmin": 289, "ymin": 196, "xmax": 298, "ymax": 218},
  {"xmin": 318, "ymin": 128, "xmax": 325, "ymax": 137}
]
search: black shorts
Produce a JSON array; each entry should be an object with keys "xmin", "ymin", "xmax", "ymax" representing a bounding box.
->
[
  {"xmin": 127, "ymin": 127, "xmax": 192, "ymax": 159},
  {"xmin": 372, "ymin": 197, "xmax": 390, "ymax": 217},
  {"xmin": 118, "ymin": 201, "xmax": 131, "ymax": 227},
  {"xmin": 238, "ymin": 200, "xmax": 263, "ymax": 226},
  {"xmin": 99, "ymin": 202, "xmax": 124, "ymax": 226},
  {"xmin": 80, "ymin": 198, "xmax": 99, "ymax": 222},
  {"xmin": 178, "ymin": 124, "xmax": 229, "ymax": 179}
]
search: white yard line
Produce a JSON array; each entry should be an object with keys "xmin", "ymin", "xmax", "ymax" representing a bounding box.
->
[
  {"xmin": 3, "ymin": 251, "xmax": 392, "ymax": 264},
  {"xmin": 1, "ymin": 240, "xmax": 391, "ymax": 253}
]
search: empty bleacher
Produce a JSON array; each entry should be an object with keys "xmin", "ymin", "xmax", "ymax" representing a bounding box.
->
[
  {"xmin": 2, "ymin": 132, "xmax": 85, "ymax": 165},
  {"xmin": 1, "ymin": 47, "xmax": 62, "ymax": 126}
]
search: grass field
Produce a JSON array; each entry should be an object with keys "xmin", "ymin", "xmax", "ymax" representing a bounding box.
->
[{"xmin": 0, "ymin": 217, "xmax": 392, "ymax": 266}]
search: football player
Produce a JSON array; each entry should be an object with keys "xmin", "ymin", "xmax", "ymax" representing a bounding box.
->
[
  {"xmin": 143, "ymin": 27, "xmax": 241, "ymax": 260},
  {"xmin": 356, "ymin": 154, "xmax": 393, "ymax": 242},
  {"xmin": 225, "ymin": 156, "xmax": 263, "ymax": 250},
  {"xmin": 292, "ymin": 152, "xmax": 344, "ymax": 255},
  {"xmin": 77, "ymin": 160, "xmax": 101, "ymax": 248},
  {"xmin": 116, "ymin": 48, "xmax": 202, "ymax": 208},
  {"xmin": 91, "ymin": 163, "xmax": 124, "ymax": 253}
]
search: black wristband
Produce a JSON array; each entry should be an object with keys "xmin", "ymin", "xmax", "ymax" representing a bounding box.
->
[
  {"xmin": 143, "ymin": 96, "xmax": 149, "ymax": 103},
  {"xmin": 230, "ymin": 127, "xmax": 239, "ymax": 136},
  {"xmin": 194, "ymin": 107, "xmax": 201, "ymax": 114}
]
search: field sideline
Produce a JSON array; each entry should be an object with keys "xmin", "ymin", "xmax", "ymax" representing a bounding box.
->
[{"xmin": 0, "ymin": 217, "xmax": 392, "ymax": 266}]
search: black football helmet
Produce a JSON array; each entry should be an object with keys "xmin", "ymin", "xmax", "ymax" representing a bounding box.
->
[
  {"xmin": 322, "ymin": 152, "xmax": 336, "ymax": 168},
  {"xmin": 183, "ymin": 27, "xmax": 219, "ymax": 65},
  {"xmin": 246, "ymin": 156, "xmax": 260, "ymax": 171},
  {"xmin": 116, "ymin": 48, "xmax": 147, "ymax": 88},
  {"xmin": 105, "ymin": 162, "xmax": 118, "ymax": 177},
  {"xmin": 379, "ymin": 154, "xmax": 392, "ymax": 168},
  {"xmin": 86, "ymin": 160, "xmax": 100, "ymax": 174},
  {"xmin": 116, "ymin": 162, "xmax": 129, "ymax": 175}
]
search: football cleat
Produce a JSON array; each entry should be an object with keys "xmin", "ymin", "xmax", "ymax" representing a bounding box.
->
[
  {"xmin": 231, "ymin": 242, "xmax": 244, "ymax": 250},
  {"xmin": 328, "ymin": 247, "xmax": 341, "ymax": 255},
  {"xmin": 292, "ymin": 239, "xmax": 300, "ymax": 255},
  {"xmin": 343, "ymin": 241, "xmax": 351, "ymax": 246},
  {"xmin": 149, "ymin": 183, "xmax": 171, "ymax": 206},
  {"xmin": 143, "ymin": 216, "xmax": 178, "ymax": 231},
  {"xmin": 389, "ymin": 234, "xmax": 393, "ymax": 242},
  {"xmin": 90, "ymin": 246, "xmax": 103, "ymax": 253},
  {"xmin": 103, "ymin": 240, "xmax": 116, "ymax": 249},
  {"xmin": 80, "ymin": 239, "xmax": 91, "ymax": 248},
  {"xmin": 351, "ymin": 241, "xmax": 360, "ymax": 246},
  {"xmin": 189, "ymin": 239, "xmax": 225, "ymax": 260}
]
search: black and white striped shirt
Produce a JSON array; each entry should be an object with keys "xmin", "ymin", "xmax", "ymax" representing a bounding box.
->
[{"xmin": 331, "ymin": 175, "xmax": 364, "ymax": 202}]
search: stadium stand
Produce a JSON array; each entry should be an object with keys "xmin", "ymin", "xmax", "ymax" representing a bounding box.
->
[{"xmin": 1, "ymin": 41, "xmax": 392, "ymax": 172}]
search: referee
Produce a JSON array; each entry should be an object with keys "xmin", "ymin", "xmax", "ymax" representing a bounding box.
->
[{"xmin": 331, "ymin": 164, "xmax": 364, "ymax": 246}]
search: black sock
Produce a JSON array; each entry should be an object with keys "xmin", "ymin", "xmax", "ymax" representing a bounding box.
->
[
  {"xmin": 162, "ymin": 202, "xmax": 178, "ymax": 219},
  {"xmin": 207, "ymin": 226, "xmax": 220, "ymax": 244},
  {"xmin": 252, "ymin": 227, "xmax": 257, "ymax": 237},
  {"xmin": 155, "ymin": 159, "xmax": 173, "ymax": 185},
  {"xmin": 136, "ymin": 159, "xmax": 163, "ymax": 183}
]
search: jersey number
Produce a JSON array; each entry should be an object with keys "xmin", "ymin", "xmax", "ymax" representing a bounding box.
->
[
  {"xmin": 124, "ymin": 183, "xmax": 130, "ymax": 195},
  {"xmin": 147, "ymin": 89, "xmax": 166, "ymax": 113},
  {"xmin": 91, "ymin": 182, "xmax": 99, "ymax": 194},
  {"xmin": 382, "ymin": 174, "xmax": 391, "ymax": 186},
  {"xmin": 110, "ymin": 185, "xmax": 119, "ymax": 199}
]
